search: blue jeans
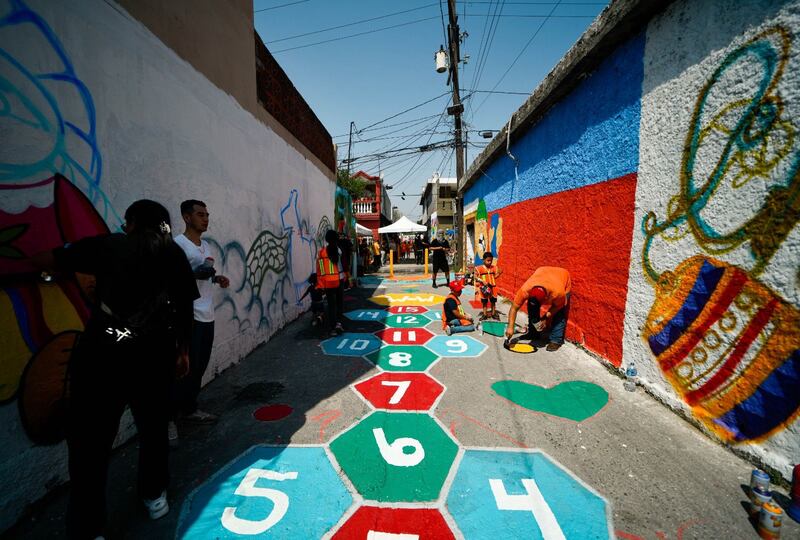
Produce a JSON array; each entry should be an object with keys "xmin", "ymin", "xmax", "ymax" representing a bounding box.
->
[
  {"xmin": 448, "ymin": 320, "xmax": 475, "ymax": 333},
  {"xmin": 528, "ymin": 293, "xmax": 570, "ymax": 344}
]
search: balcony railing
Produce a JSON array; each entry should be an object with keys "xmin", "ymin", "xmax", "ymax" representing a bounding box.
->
[{"xmin": 353, "ymin": 200, "xmax": 378, "ymax": 215}]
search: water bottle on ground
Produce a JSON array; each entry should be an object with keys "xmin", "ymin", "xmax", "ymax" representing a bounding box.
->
[{"xmin": 624, "ymin": 362, "xmax": 638, "ymax": 392}]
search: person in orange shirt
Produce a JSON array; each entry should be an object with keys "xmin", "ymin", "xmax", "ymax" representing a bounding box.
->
[
  {"xmin": 474, "ymin": 251, "xmax": 502, "ymax": 321},
  {"xmin": 504, "ymin": 267, "xmax": 571, "ymax": 351}
]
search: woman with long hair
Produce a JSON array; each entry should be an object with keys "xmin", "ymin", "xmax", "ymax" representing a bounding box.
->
[
  {"xmin": 315, "ymin": 229, "xmax": 345, "ymax": 336},
  {"xmin": 33, "ymin": 199, "xmax": 198, "ymax": 538}
]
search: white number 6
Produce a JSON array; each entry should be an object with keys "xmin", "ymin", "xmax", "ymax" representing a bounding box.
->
[
  {"xmin": 373, "ymin": 428, "xmax": 425, "ymax": 467},
  {"xmin": 221, "ymin": 468, "xmax": 298, "ymax": 534}
]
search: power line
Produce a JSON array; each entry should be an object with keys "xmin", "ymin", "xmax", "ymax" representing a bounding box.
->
[
  {"xmin": 254, "ymin": 0, "xmax": 310, "ymax": 14},
  {"xmin": 438, "ymin": 0, "xmax": 449, "ymax": 46},
  {"xmin": 358, "ymin": 92, "xmax": 450, "ymax": 132},
  {"xmin": 333, "ymin": 114, "xmax": 442, "ymax": 139},
  {"xmin": 463, "ymin": 89, "xmax": 531, "ymax": 95},
  {"xmin": 271, "ymin": 15, "xmax": 440, "ymax": 53},
  {"xmin": 266, "ymin": 3, "xmax": 437, "ymax": 44},
  {"xmin": 473, "ymin": 0, "xmax": 562, "ymax": 114}
]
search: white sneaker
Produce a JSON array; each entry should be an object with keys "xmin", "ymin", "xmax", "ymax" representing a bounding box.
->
[
  {"xmin": 168, "ymin": 421, "xmax": 179, "ymax": 448},
  {"xmin": 143, "ymin": 491, "xmax": 169, "ymax": 520},
  {"xmin": 445, "ymin": 325, "xmax": 452, "ymax": 336}
]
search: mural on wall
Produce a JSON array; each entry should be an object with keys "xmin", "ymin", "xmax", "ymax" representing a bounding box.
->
[
  {"xmin": 473, "ymin": 199, "xmax": 502, "ymax": 266},
  {"xmin": 640, "ymin": 26, "xmax": 799, "ymax": 444},
  {"xmin": 0, "ymin": 0, "xmax": 119, "ymax": 444},
  {"xmin": 0, "ymin": 0, "xmax": 335, "ymax": 445}
]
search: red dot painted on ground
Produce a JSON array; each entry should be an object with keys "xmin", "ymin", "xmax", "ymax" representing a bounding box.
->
[{"xmin": 253, "ymin": 404, "xmax": 293, "ymax": 421}]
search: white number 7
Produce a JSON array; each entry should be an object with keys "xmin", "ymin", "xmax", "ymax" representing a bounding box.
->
[
  {"xmin": 381, "ymin": 380, "xmax": 411, "ymax": 404},
  {"xmin": 221, "ymin": 468, "xmax": 298, "ymax": 535}
]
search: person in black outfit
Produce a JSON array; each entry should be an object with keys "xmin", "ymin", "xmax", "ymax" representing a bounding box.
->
[
  {"xmin": 33, "ymin": 200, "xmax": 198, "ymax": 539},
  {"xmin": 414, "ymin": 234, "xmax": 424, "ymax": 264},
  {"xmin": 429, "ymin": 232, "xmax": 451, "ymax": 288},
  {"xmin": 299, "ymin": 273, "xmax": 325, "ymax": 326}
]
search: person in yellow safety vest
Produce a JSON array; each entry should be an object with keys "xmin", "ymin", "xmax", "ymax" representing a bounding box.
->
[
  {"xmin": 372, "ymin": 238, "xmax": 381, "ymax": 270},
  {"xmin": 316, "ymin": 229, "xmax": 346, "ymax": 336},
  {"xmin": 505, "ymin": 266, "xmax": 571, "ymax": 351},
  {"xmin": 442, "ymin": 280, "xmax": 475, "ymax": 336},
  {"xmin": 475, "ymin": 251, "xmax": 502, "ymax": 321}
]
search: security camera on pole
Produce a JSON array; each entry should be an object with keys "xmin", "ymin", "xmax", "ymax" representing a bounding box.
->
[{"xmin": 435, "ymin": 0, "xmax": 466, "ymax": 272}]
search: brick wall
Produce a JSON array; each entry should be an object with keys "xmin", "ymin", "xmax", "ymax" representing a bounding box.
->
[{"xmin": 255, "ymin": 32, "xmax": 336, "ymax": 173}]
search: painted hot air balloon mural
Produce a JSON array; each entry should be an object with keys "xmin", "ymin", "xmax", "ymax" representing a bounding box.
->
[{"xmin": 641, "ymin": 26, "xmax": 800, "ymax": 444}]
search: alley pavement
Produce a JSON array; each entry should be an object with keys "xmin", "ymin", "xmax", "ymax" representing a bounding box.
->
[{"xmin": 6, "ymin": 267, "xmax": 799, "ymax": 539}]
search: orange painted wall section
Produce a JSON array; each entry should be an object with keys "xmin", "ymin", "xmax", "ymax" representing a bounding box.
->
[{"xmin": 493, "ymin": 173, "xmax": 637, "ymax": 365}]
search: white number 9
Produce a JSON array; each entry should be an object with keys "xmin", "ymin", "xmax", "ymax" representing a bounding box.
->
[{"xmin": 445, "ymin": 339, "xmax": 467, "ymax": 353}]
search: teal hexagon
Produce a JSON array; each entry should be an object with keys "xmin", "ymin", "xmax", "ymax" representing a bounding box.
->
[
  {"xmin": 447, "ymin": 449, "xmax": 613, "ymax": 539},
  {"xmin": 364, "ymin": 345, "xmax": 440, "ymax": 371},
  {"xmin": 426, "ymin": 335, "xmax": 487, "ymax": 357},
  {"xmin": 330, "ymin": 412, "xmax": 458, "ymax": 502},
  {"xmin": 321, "ymin": 333, "xmax": 382, "ymax": 356},
  {"xmin": 384, "ymin": 313, "xmax": 430, "ymax": 328},
  {"xmin": 344, "ymin": 309, "xmax": 389, "ymax": 322},
  {"xmin": 422, "ymin": 310, "xmax": 443, "ymax": 324}
]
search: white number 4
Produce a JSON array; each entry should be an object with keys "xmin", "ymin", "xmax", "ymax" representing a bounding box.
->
[
  {"xmin": 381, "ymin": 380, "xmax": 411, "ymax": 404},
  {"xmin": 221, "ymin": 468, "xmax": 298, "ymax": 535}
]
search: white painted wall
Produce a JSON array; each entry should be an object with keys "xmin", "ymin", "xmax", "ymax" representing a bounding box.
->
[
  {"xmin": 625, "ymin": 0, "xmax": 800, "ymax": 478},
  {"xmin": 0, "ymin": 0, "xmax": 333, "ymax": 530}
]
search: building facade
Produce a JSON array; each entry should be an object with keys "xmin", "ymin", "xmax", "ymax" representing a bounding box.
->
[
  {"xmin": 0, "ymin": 0, "xmax": 335, "ymax": 530},
  {"xmin": 352, "ymin": 170, "xmax": 392, "ymax": 238},
  {"xmin": 420, "ymin": 174, "xmax": 457, "ymax": 240},
  {"xmin": 459, "ymin": 0, "xmax": 800, "ymax": 480}
]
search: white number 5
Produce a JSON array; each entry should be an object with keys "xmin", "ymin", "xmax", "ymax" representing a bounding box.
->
[{"xmin": 221, "ymin": 468, "xmax": 298, "ymax": 534}]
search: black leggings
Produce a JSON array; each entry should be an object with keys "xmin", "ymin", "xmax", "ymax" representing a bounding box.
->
[
  {"xmin": 66, "ymin": 323, "xmax": 174, "ymax": 539},
  {"xmin": 324, "ymin": 284, "xmax": 344, "ymax": 329}
]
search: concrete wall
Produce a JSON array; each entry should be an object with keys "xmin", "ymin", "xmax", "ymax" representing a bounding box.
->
[
  {"xmin": 463, "ymin": 0, "xmax": 799, "ymax": 479},
  {"xmin": 0, "ymin": 0, "xmax": 334, "ymax": 530}
]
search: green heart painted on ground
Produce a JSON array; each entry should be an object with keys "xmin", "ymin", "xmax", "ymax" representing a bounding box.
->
[{"xmin": 491, "ymin": 380, "xmax": 608, "ymax": 421}]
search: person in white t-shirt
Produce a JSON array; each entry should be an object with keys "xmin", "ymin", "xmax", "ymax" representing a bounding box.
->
[{"xmin": 170, "ymin": 200, "xmax": 229, "ymax": 445}]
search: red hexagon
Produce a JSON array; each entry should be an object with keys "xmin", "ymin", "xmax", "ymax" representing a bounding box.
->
[
  {"xmin": 387, "ymin": 305, "xmax": 428, "ymax": 314},
  {"xmin": 332, "ymin": 506, "xmax": 455, "ymax": 539},
  {"xmin": 374, "ymin": 327, "xmax": 434, "ymax": 345},
  {"xmin": 354, "ymin": 372, "xmax": 445, "ymax": 411}
]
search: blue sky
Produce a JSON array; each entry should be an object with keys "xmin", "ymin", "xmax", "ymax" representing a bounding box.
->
[{"xmin": 253, "ymin": 1, "xmax": 609, "ymax": 218}]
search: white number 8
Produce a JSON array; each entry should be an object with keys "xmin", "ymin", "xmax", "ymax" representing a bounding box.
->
[{"xmin": 388, "ymin": 352, "xmax": 412, "ymax": 366}]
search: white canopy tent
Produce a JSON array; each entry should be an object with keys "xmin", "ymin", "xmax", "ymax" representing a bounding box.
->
[
  {"xmin": 355, "ymin": 223, "xmax": 373, "ymax": 236},
  {"xmin": 378, "ymin": 216, "xmax": 427, "ymax": 234}
]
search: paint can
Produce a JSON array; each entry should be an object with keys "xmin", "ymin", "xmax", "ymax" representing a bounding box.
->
[
  {"xmin": 750, "ymin": 487, "xmax": 772, "ymax": 516},
  {"xmin": 751, "ymin": 470, "xmax": 771, "ymax": 494},
  {"xmin": 757, "ymin": 502, "xmax": 783, "ymax": 539}
]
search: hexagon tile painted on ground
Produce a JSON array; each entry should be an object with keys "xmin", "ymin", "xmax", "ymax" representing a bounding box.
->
[
  {"xmin": 321, "ymin": 333, "xmax": 382, "ymax": 356},
  {"xmin": 330, "ymin": 411, "xmax": 458, "ymax": 502},
  {"xmin": 176, "ymin": 446, "xmax": 352, "ymax": 539},
  {"xmin": 387, "ymin": 305, "xmax": 428, "ymax": 314},
  {"xmin": 344, "ymin": 308, "xmax": 389, "ymax": 322},
  {"xmin": 375, "ymin": 327, "xmax": 434, "ymax": 346},
  {"xmin": 364, "ymin": 345, "xmax": 441, "ymax": 372},
  {"xmin": 332, "ymin": 506, "xmax": 455, "ymax": 539},
  {"xmin": 384, "ymin": 312, "xmax": 431, "ymax": 328},
  {"xmin": 426, "ymin": 335, "xmax": 488, "ymax": 357},
  {"xmin": 447, "ymin": 449, "xmax": 613, "ymax": 540},
  {"xmin": 354, "ymin": 372, "xmax": 445, "ymax": 411}
]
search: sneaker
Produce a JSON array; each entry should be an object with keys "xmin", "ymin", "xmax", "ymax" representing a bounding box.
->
[
  {"xmin": 183, "ymin": 410, "xmax": 218, "ymax": 424},
  {"xmin": 445, "ymin": 325, "xmax": 452, "ymax": 336},
  {"xmin": 478, "ymin": 313, "xmax": 488, "ymax": 321},
  {"xmin": 167, "ymin": 421, "xmax": 179, "ymax": 448},
  {"xmin": 546, "ymin": 342, "xmax": 562, "ymax": 352},
  {"xmin": 143, "ymin": 491, "xmax": 169, "ymax": 520},
  {"xmin": 491, "ymin": 312, "xmax": 501, "ymax": 320},
  {"xmin": 335, "ymin": 323, "xmax": 344, "ymax": 335},
  {"xmin": 431, "ymin": 282, "xmax": 437, "ymax": 288}
]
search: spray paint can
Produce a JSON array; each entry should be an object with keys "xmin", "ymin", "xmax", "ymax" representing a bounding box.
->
[
  {"xmin": 750, "ymin": 487, "xmax": 772, "ymax": 516},
  {"xmin": 758, "ymin": 502, "xmax": 783, "ymax": 539},
  {"xmin": 789, "ymin": 464, "xmax": 800, "ymax": 523},
  {"xmin": 751, "ymin": 470, "xmax": 771, "ymax": 494}
]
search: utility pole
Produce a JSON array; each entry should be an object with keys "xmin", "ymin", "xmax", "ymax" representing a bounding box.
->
[
  {"xmin": 346, "ymin": 121, "xmax": 355, "ymax": 176},
  {"xmin": 446, "ymin": 0, "xmax": 466, "ymax": 271}
]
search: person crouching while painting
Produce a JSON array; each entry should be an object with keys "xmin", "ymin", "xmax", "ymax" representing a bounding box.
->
[
  {"xmin": 504, "ymin": 266, "xmax": 571, "ymax": 352},
  {"xmin": 442, "ymin": 280, "xmax": 475, "ymax": 335},
  {"xmin": 31, "ymin": 200, "xmax": 198, "ymax": 538}
]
